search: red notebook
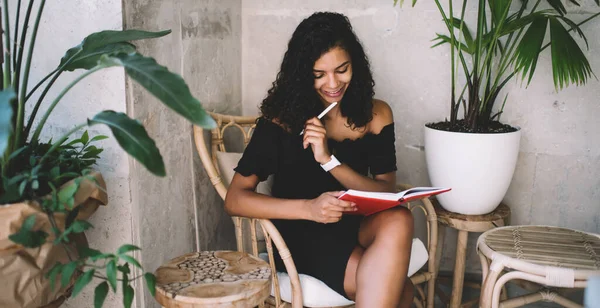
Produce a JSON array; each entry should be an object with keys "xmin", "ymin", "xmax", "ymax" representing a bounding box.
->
[{"xmin": 339, "ymin": 187, "xmax": 451, "ymax": 216}]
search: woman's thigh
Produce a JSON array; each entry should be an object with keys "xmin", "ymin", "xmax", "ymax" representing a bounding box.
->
[{"xmin": 342, "ymin": 207, "xmax": 414, "ymax": 298}]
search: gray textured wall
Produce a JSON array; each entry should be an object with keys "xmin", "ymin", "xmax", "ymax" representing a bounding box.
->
[
  {"xmin": 123, "ymin": 1, "xmax": 240, "ymax": 307},
  {"xmin": 241, "ymin": 0, "xmax": 600, "ymax": 275}
]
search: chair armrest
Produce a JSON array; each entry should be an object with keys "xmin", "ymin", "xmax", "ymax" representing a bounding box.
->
[
  {"xmin": 258, "ymin": 219, "xmax": 303, "ymax": 308},
  {"xmin": 397, "ymin": 183, "xmax": 439, "ymax": 279}
]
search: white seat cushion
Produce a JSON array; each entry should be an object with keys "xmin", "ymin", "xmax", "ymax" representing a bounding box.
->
[{"xmin": 259, "ymin": 238, "xmax": 428, "ymax": 307}]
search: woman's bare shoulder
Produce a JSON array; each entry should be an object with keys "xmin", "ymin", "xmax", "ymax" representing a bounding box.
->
[{"xmin": 369, "ymin": 99, "xmax": 394, "ymax": 134}]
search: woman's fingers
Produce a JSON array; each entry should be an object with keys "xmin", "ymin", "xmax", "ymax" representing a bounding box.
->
[
  {"xmin": 303, "ymin": 135, "xmax": 323, "ymax": 149},
  {"xmin": 325, "ymin": 191, "xmax": 345, "ymax": 197},
  {"xmin": 303, "ymin": 123, "xmax": 326, "ymax": 134},
  {"xmin": 305, "ymin": 117, "xmax": 324, "ymax": 127}
]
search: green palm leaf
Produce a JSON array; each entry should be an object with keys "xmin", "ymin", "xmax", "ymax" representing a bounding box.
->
[
  {"xmin": 88, "ymin": 111, "xmax": 165, "ymax": 176},
  {"xmin": 514, "ymin": 15, "xmax": 548, "ymax": 85},
  {"xmin": 432, "ymin": 34, "xmax": 472, "ymax": 54},
  {"xmin": 548, "ymin": 17, "xmax": 595, "ymax": 90},
  {"xmin": 545, "ymin": 0, "xmax": 567, "ymax": 15},
  {"xmin": 450, "ymin": 18, "xmax": 475, "ymax": 52},
  {"xmin": 488, "ymin": 0, "xmax": 512, "ymax": 26},
  {"xmin": 500, "ymin": 10, "xmax": 554, "ymax": 36},
  {"xmin": 557, "ymin": 16, "xmax": 589, "ymax": 49}
]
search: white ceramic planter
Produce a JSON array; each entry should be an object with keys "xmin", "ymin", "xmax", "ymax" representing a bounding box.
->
[{"xmin": 424, "ymin": 125, "xmax": 521, "ymax": 215}]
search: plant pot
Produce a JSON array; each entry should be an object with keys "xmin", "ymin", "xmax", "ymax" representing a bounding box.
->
[
  {"xmin": 0, "ymin": 172, "xmax": 107, "ymax": 308},
  {"xmin": 424, "ymin": 125, "xmax": 521, "ymax": 215}
]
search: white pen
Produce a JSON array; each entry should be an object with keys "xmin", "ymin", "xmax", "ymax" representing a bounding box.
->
[{"xmin": 299, "ymin": 101, "xmax": 338, "ymax": 135}]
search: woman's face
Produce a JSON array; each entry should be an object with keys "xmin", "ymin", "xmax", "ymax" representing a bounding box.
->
[{"xmin": 313, "ymin": 46, "xmax": 353, "ymax": 105}]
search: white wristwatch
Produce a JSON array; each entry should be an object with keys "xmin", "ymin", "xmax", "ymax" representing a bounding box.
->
[{"xmin": 320, "ymin": 155, "xmax": 341, "ymax": 172}]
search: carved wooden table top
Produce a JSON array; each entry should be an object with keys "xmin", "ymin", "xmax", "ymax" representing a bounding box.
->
[{"xmin": 154, "ymin": 251, "xmax": 271, "ymax": 308}]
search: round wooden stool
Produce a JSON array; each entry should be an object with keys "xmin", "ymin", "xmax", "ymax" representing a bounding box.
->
[
  {"xmin": 154, "ymin": 250, "xmax": 272, "ymax": 308},
  {"xmin": 435, "ymin": 202, "xmax": 511, "ymax": 308}
]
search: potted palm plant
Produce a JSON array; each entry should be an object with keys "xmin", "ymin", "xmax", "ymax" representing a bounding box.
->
[
  {"xmin": 396, "ymin": 0, "xmax": 599, "ymax": 214},
  {"xmin": 0, "ymin": 1, "xmax": 215, "ymax": 307}
]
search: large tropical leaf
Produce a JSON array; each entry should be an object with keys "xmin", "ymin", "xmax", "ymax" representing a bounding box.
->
[
  {"xmin": 432, "ymin": 34, "xmax": 473, "ymax": 54},
  {"xmin": 548, "ymin": 17, "xmax": 594, "ymax": 90},
  {"xmin": 0, "ymin": 89, "xmax": 16, "ymax": 156},
  {"xmin": 59, "ymin": 30, "xmax": 171, "ymax": 68},
  {"xmin": 88, "ymin": 111, "xmax": 165, "ymax": 176},
  {"xmin": 514, "ymin": 16, "xmax": 548, "ymax": 85},
  {"xmin": 98, "ymin": 53, "xmax": 216, "ymax": 129},
  {"xmin": 63, "ymin": 42, "xmax": 136, "ymax": 71}
]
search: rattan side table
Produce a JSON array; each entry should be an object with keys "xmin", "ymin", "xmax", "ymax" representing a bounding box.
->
[
  {"xmin": 435, "ymin": 202, "xmax": 511, "ymax": 308},
  {"xmin": 477, "ymin": 225, "xmax": 600, "ymax": 308},
  {"xmin": 154, "ymin": 250, "xmax": 272, "ymax": 308}
]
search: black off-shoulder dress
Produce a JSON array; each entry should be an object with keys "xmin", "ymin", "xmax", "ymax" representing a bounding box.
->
[{"xmin": 234, "ymin": 118, "xmax": 397, "ymax": 298}]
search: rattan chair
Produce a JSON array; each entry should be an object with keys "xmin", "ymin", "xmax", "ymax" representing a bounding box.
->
[{"xmin": 193, "ymin": 112, "xmax": 440, "ymax": 308}]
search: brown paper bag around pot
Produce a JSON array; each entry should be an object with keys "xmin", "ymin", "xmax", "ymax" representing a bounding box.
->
[{"xmin": 0, "ymin": 171, "xmax": 107, "ymax": 308}]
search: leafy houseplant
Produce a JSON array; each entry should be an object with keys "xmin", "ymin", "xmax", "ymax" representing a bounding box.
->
[
  {"xmin": 0, "ymin": 1, "xmax": 216, "ymax": 307},
  {"xmin": 395, "ymin": 0, "xmax": 599, "ymax": 215},
  {"xmin": 397, "ymin": 0, "xmax": 599, "ymax": 132}
]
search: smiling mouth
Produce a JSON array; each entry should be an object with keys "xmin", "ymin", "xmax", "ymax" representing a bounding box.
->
[{"xmin": 323, "ymin": 88, "xmax": 343, "ymax": 97}]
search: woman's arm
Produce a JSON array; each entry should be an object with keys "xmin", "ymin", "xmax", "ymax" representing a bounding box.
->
[
  {"xmin": 225, "ymin": 172, "xmax": 357, "ymax": 222},
  {"xmin": 303, "ymin": 100, "xmax": 396, "ymax": 192}
]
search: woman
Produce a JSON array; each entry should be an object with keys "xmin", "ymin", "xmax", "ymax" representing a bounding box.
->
[{"xmin": 225, "ymin": 12, "xmax": 414, "ymax": 307}]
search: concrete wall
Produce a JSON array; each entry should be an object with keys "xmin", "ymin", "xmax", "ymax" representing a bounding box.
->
[
  {"xmin": 241, "ymin": 0, "xmax": 600, "ymax": 275},
  {"xmin": 21, "ymin": 0, "xmax": 132, "ymax": 307},
  {"xmin": 123, "ymin": 0, "xmax": 240, "ymax": 307}
]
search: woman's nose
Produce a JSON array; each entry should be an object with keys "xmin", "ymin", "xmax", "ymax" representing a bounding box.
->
[{"xmin": 326, "ymin": 74, "xmax": 338, "ymax": 88}]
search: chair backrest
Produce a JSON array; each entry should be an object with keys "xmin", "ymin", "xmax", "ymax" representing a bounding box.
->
[
  {"xmin": 193, "ymin": 113, "xmax": 273, "ymax": 256},
  {"xmin": 193, "ymin": 113, "xmax": 257, "ymax": 199}
]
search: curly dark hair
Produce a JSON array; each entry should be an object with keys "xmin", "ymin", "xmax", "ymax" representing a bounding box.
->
[{"xmin": 260, "ymin": 12, "xmax": 375, "ymax": 134}]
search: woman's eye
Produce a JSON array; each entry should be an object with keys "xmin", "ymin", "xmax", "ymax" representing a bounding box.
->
[
  {"xmin": 336, "ymin": 68, "xmax": 348, "ymax": 74},
  {"xmin": 314, "ymin": 74, "xmax": 324, "ymax": 79}
]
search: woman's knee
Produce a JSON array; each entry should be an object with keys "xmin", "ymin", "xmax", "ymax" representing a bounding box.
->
[
  {"xmin": 376, "ymin": 207, "xmax": 414, "ymax": 236},
  {"xmin": 360, "ymin": 207, "xmax": 414, "ymax": 247}
]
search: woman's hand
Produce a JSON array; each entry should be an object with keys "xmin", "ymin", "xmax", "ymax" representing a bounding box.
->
[
  {"xmin": 303, "ymin": 117, "xmax": 331, "ymax": 164},
  {"xmin": 305, "ymin": 191, "xmax": 357, "ymax": 223}
]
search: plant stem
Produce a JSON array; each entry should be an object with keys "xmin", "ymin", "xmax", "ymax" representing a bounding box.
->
[
  {"xmin": 472, "ymin": 0, "xmax": 486, "ymax": 81},
  {"xmin": 448, "ymin": 0, "xmax": 456, "ymax": 122},
  {"xmin": 478, "ymin": 0, "xmax": 513, "ymax": 114},
  {"xmin": 46, "ymin": 210, "xmax": 76, "ymax": 261},
  {"xmin": 31, "ymin": 66, "xmax": 101, "ymax": 143},
  {"xmin": 16, "ymin": 0, "xmax": 46, "ymax": 149},
  {"xmin": 13, "ymin": 0, "xmax": 36, "ymax": 97},
  {"xmin": 24, "ymin": 69, "xmax": 62, "ymax": 140},
  {"xmin": 39, "ymin": 123, "xmax": 86, "ymax": 165},
  {"xmin": 12, "ymin": 0, "xmax": 21, "ymax": 70},
  {"xmin": 24, "ymin": 67, "xmax": 58, "ymax": 101},
  {"xmin": 2, "ymin": 0, "xmax": 11, "ymax": 89}
]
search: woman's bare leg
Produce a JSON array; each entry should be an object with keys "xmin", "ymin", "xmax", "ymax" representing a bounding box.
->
[{"xmin": 343, "ymin": 207, "xmax": 414, "ymax": 307}]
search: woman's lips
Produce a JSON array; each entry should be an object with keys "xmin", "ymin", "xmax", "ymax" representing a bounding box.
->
[{"xmin": 323, "ymin": 88, "xmax": 343, "ymax": 97}]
